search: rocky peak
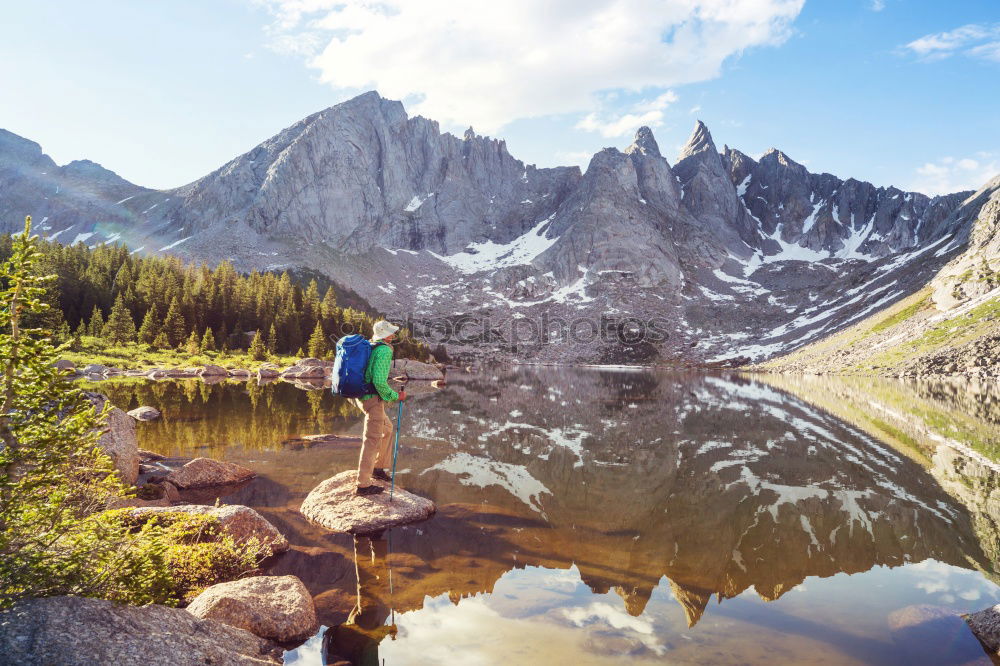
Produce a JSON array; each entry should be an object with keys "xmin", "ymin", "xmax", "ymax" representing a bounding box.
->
[
  {"xmin": 625, "ymin": 126, "xmax": 661, "ymax": 158},
  {"xmin": 0, "ymin": 128, "xmax": 54, "ymax": 169},
  {"xmin": 677, "ymin": 120, "xmax": 718, "ymax": 162}
]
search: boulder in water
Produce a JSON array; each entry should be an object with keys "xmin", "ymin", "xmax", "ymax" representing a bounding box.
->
[
  {"xmin": 0, "ymin": 596, "xmax": 282, "ymax": 665},
  {"xmin": 84, "ymin": 392, "xmax": 139, "ymax": 485},
  {"xmin": 199, "ymin": 364, "xmax": 228, "ymax": 377},
  {"xmin": 299, "ymin": 470, "xmax": 435, "ymax": 534},
  {"xmin": 966, "ymin": 604, "xmax": 1000, "ymax": 654},
  {"xmin": 186, "ymin": 575, "xmax": 318, "ymax": 642},
  {"xmin": 127, "ymin": 405, "xmax": 160, "ymax": 421},
  {"xmin": 165, "ymin": 457, "xmax": 256, "ymax": 489}
]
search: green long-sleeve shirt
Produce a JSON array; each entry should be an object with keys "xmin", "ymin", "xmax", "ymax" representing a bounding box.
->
[{"xmin": 362, "ymin": 342, "xmax": 399, "ymax": 402}]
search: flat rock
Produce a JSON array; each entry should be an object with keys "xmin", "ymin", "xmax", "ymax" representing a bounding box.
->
[
  {"xmin": 0, "ymin": 596, "xmax": 282, "ymax": 665},
  {"xmin": 299, "ymin": 470, "xmax": 435, "ymax": 534},
  {"xmin": 228, "ymin": 368, "xmax": 252, "ymax": 378},
  {"xmin": 127, "ymin": 504, "xmax": 289, "ymax": 554},
  {"xmin": 82, "ymin": 363, "xmax": 107, "ymax": 375},
  {"xmin": 186, "ymin": 575, "xmax": 318, "ymax": 642},
  {"xmin": 127, "ymin": 405, "xmax": 161, "ymax": 421},
  {"xmin": 165, "ymin": 457, "xmax": 256, "ymax": 489},
  {"xmin": 84, "ymin": 392, "xmax": 139, "ymax": 485},
  {"xmin": 258, "ymin": 365, "xmax": 280, "ymax": 378},
  {"xmin": 199, "ymin": 364, "xmax": 228, "ymax": 377}
]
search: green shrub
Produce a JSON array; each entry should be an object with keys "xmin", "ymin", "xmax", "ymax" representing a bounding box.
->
[{"xmin": 0, "ymin": 217, "xmax": 267, "ymax": 609}]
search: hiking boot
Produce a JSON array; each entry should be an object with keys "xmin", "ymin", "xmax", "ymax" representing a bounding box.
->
[
  {"xmin": 372, "ymin": 468, "xmax": 391, "ymax": 482},
  {"xmin": 355, "ymin": 484, "xmax": 384, "ymax": 496}
]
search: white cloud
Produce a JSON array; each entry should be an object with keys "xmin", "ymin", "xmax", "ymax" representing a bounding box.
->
[
  {"xmin": 556, "ymin": 149, "xmax": 599, "ymax": 170},
  {"xmin": 869, "ymin": 0, "xmax": 885, "ymax": 11},
  {"xmin": 909, "ymin": 153, "xmax": 1000, "ymax": 196},
  {"xmin": 575, "ymin": 91, "xmax": 678, "ymax": 138},
  {"xmin": 256, "ymin": 0, "xmax": 805, "ymax": 134},
  {"xmin": 902, "ymin": 23, "xmax": 1000, "ymax": 62}
]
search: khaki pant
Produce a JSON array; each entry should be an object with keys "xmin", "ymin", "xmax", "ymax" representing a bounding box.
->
[{"xmin": 353, "ymin": 397, "xmax": 394, "ymax": 486}]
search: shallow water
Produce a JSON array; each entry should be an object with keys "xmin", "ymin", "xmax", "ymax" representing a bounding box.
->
[{"xmin": 100, "ymin": 369, "xmax": 1000, "ymax": 665}]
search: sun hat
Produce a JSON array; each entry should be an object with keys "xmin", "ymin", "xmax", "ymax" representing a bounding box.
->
[{"xmin": 372, "ymin": 320, "xmax": 400, "ymax": 341}]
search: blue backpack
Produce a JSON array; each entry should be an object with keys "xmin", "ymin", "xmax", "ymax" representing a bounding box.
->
[{"xmin": 331, "ymin": 335, "xmax": 384, "ymax": 398}]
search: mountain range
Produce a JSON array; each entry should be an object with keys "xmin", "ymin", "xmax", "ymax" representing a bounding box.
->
[{"xmin": 2, "ymin": 91, "xmax": 997, "ymax": 365}]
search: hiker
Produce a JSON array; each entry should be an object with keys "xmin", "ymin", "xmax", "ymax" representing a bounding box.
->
[{"xmin": 354, "ymin": 320, "xmax": 407, "ymax": 496}]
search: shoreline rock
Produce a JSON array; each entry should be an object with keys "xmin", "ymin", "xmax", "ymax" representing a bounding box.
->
[
  {"xmin": 391, "ymin": 358, "xmax": 445, "ymax": 380},
  {"xmin": 127, "ymin": 504, "xmax": 289, "ymax": 555},
  {"xmin": 0, "ymin": 596, "xmax": 282, "ymax": 665},
  {"xmin": 299, "ymin": 469, "xmax": 435, "ymax": 534},
  {"xmin": 186, "ymin": 575, "xmax": 318, "ymax": 642}
]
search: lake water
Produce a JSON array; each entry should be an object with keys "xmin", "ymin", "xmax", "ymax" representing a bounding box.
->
[{"xmin": 98, "ymin": 368, "xmax": 1000, "ymax": 665}]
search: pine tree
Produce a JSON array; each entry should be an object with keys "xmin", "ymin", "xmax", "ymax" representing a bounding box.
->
[
  {"xmin": 152, "ymin": 331, "xmax": 170, "ymax": 350},
  {"xmin": 185, "ymin": 330, "xmax": 200, "ymax": 355},
  {"xmin": 73, "ymin": 319, "xmax": 87, "ymax": 339},
  {"xmin": 0, "ymin": 216, "xmax": 146, "ymax": 607},
  {"xmin": 294, "ymin": 346, "xmax": 304, "ymax": 358},
  {"xmin": 307, "ymin": 321, "xmax": 328, "ymax": 358},
  {"xmin": 200, "ymin": 327, "xmax": 215, "ymax": 352},
  {"xmin": 161, "ymin": 297, "xmax": 186, "ymax": 347},
  {"xmin": 320, "ymin": 286, "xmax": 338, "ymax": 319},
  {"xmin": 248, "ymin": 330, "xmax": 267, "ymax": 361},
  {"xmin": 266, "ymin": 322, "xmax": 278, "ymax": 353},
  {"xmin": 137, "ymin": 305, "xmax": 159, "ymax": 344},
  {"xmin": 101, "ymin": 294, "xmax": 136, "ymax": 344},
  {"xmin": 87, "ymin": 305, "xmax": 104, "ymax": 337}
]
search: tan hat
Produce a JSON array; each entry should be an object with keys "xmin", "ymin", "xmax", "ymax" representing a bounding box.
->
[{"xmin": 372, "ymin": 320, "xmax": 400, "ymax": 341}]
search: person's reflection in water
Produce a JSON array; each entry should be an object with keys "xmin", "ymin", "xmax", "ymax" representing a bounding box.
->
[{"xmin": 322, "ymin": 532, "xmax": 397, "ymax": 666}]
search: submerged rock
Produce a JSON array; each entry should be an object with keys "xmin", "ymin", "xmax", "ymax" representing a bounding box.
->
[
  {"xmin": 0, "ymin": 596, "xmax": 282, "ymax": 665},
  {"xmin": 84, "ymin": 392, "xmax": 139, "ymax": 485},
  {"xmin": 186, "ymin": 575, "xmax": 318, "ymax": 642},
  {"xmin": 127, "ymin": 405, "xmax": 160, "ymax": 421},
  {"xmin": 165, "ymin": 457, "xmax": 256, "ymax": 489},
  {"xmin": 889, "ymin": 604, "xmax": 983, "ymax": 664},
  {"xmin": 300, "ymin": 470, "xmax": 435, "ymax": 534},
  {"xmin": 128, "ymin": 503, "xmax": 289, "ymax": 555}
]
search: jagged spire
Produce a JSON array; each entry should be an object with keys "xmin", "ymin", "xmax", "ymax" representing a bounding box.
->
[
  {"xmin": 625, "ymin": 126, "xmax": 661, "ymax": 158},
  {"xmin": 669, "ymin": 580, "xmax": 713, "ymax": 628},
  {"xmin": 677, "ymin": 120, "xmax": 718, "ymax": 162}
]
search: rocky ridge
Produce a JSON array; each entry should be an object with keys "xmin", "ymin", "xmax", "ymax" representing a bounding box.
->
[
  {"xmin": 758, "ymin": 176, "xmax": 1000, "ymax": 378},
  {"xmin": 2, "ymin": 92, "xmax": 993, "ymax": 365}
]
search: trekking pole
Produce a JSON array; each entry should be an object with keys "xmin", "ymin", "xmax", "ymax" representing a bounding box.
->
[{"xmin": 389, "ymin": 399, "xmax": 404, "ymax": 501}]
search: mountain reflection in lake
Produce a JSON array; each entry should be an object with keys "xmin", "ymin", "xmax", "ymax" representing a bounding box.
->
[{"xmin": 100, "ymin": 369, "xmax": 1000, "ymax": 665}]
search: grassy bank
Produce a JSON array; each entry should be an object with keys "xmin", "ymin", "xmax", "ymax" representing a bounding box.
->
[{"xmin": 62, "ymin": 335, "xmax": 302, "ymax": 371}]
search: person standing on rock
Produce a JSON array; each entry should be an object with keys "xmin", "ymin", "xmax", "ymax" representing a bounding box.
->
[{"xmin": 354, "ymin": 320, "xmax": 407, "ymax": 496}]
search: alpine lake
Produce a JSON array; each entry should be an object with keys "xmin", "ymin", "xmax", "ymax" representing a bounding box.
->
[{"xmin": 93, "ymin": 367, "xmax": 1000, "ymax": 665}]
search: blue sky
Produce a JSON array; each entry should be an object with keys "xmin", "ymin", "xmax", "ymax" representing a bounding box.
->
[{"xmin": 1, "ymin": 1, "xmax": 997, "ymax": 195}]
